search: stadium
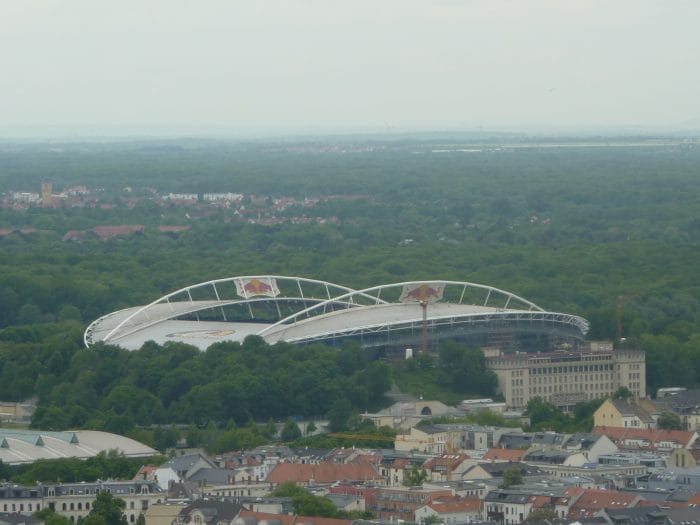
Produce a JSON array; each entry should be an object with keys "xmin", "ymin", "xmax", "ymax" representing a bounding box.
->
[{"xmin": 85, "ymin": 276, "xmax": 589, "ymax": 354}]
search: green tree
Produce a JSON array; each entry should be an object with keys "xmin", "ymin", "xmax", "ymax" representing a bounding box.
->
[
  {"xmin": 281, "ymin": 418, "xmax": 302, "ymax": 442},
  {"xmin": 524, "ymin": 509, "xmax": 557, "ymax": 522},
  {"xmin": 34, "ymin": 509, "xmax": 72, "ymax": 525},
  {"xmin": 657, "ymin": 411, "xmax": 684, "ymax": 430},
  {"xmin": 403, "ymin": 464, "xmax": 428, "ymax": 487},
  {"xmin": 613, "ymin": 386, "xmax": 633, "ymax": 400},
  {"xmin": 502, "ymin": 467, "xmax": 523, "ymax": 488},
  {"xmin": 305, "ymin": 421, "xmax": 317, "ymax": 435},
  {"xmin": 327, "ymin": 399, "xmax": 352, "ymax": 432},
  {"xmin": 81, "ymin": 490, "xmax": 128, "ymax": 525}
]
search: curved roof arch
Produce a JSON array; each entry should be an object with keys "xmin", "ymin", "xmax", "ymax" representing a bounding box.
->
[
  {"xmin": 256, "ymin": 280, "xmax": 543, "ymax": 338},
  {"xmin": 85, "ymin": 275, "xmax": 380, "ymax": 347},
  {"xmin": 85, "ymin": 276, "xmax": 589, "ymax": 350}
]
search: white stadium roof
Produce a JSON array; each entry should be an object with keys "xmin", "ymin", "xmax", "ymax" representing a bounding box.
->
[
  {"xmin": 0, "ymin": 429, "xmax": 158, "ymax": 464},
  {"xmin": 85, "ymin": 276, "xmax": 589, "ymax": 351}
]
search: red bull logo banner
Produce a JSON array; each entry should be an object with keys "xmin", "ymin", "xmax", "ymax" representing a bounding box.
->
[
  {"xmin": 235, "ymin": 277, "xmax": 280, "ymax": 298},
  {"xmin": 399, "ymin": 283, "xmax": 445, "ymax": 304}
]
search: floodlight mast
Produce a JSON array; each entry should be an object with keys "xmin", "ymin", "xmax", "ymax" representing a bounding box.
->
[{"xmin": 420, "ymin": 300, "xmax": 429, "ymax": 354}]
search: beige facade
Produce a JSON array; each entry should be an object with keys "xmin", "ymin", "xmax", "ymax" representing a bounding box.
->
[
  {"xmin": 487, "ymin": 349, "xmax": 646, "ymax": 410},
  {"xmin": 145, "ymin": 503, "xmax": 188, "ymax": 525},
  {"xmin": 394, "ymin": 426, "xmax": 462, "ymax": 454}
]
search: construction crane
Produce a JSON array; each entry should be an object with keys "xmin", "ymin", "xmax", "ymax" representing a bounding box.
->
[
  {"xmin": 327, "ymin": 432, "xmax": 396, "ymax": 443},
  {"xmin": 616, "ymin": 294, "xmax": 639, "ymax": 343}
]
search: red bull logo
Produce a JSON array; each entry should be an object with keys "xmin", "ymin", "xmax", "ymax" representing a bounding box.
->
[
  {"xmin": 400, "ymin": 283, "xmax": 445, "ymax": 303},
  {"xmin": 236, "ymin": 277, "xmax": 280, "ymax": 298}
]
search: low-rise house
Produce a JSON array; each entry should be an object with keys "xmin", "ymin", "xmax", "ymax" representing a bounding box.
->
[
  {"xmin": 593, "ymin": 427, "xmax": 698, "ymax": 454},
  {"xmin": 483, "ymin": 490, "xmax": 548, "ymax": 525},
  {"xmin": 154, "ymin": 453, "xmax": 216, "ymax": 490},
  {"xmin": 654, "ymin": 389, "xmax": 700, "ymax": 432},
  {"xmin": 326, "ymin": 494, "xmax": 364, "ymax": 513},
  {"xmin": 173, "ymin": 501, "xmax": 242, "ymax": 525},
  {"xmin": 565, "ymin": 487, "xmax": 641, "ymax": 520},
  {"xmin": 423, "ymin": 454, "xmax": 476, "ymax": 482},
  {"xmin": 667, "ymin": 448, "xmax": 700, "ymax": 469},
  {"xmin": 523, "ymin": 450, "xmax": 588, "ymax": 467},
  {"xmin": 395, "ymin": 425, "xmax": 462, "ymax": 455},
  {"xmin": 562, "ymin": 433, "xmax": 618, "ymax": 463},
  {"xmin": 365, "ymin": 486, "xmax": 453, "ymax": 522},
  {"xmin": 144, "ymin": 502, "xmax": 188, "ymax": 525},
  {"xmin": 415, "ymin": 497, "xmax": 482, "ymax": 524},
  {"xmin": 594, "ymin": 400, "xmax": 659, "ymax": 429},
  {"xmin": 462, "ymin": 462, "xmax": 544, "ymax": 481}
]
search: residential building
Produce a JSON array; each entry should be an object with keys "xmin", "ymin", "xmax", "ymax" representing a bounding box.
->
[
  {"xmin": 415, "ymin": 497, "xmax": 482, "ymax": 524},
  {"xmin": 173, "ymin": 501, "xmax": 242, "ymax": 525},
  {"xmin": 593, "ymin": 399, "xmax": 659, "ymax": 429},
  {"xmin": 592, "ymin": 427, "xmax": 698, "ymax": 454},
  {"xmin": 365, "ymin": 486, "xmax": 453, "ymax": 522},
  {"xmin": 462, "ymin": 462, "xmax": 545, "ymax": 481},
  {"xmin": 667, "ymin": 448, "xmax": 700, "ymax": 469},
  {"xmin": 0, "ymin": 481, "xmax": 164, "ymax": 524},
  {"xmin": 486, "ymin": 349, "xmax": 646, "ymax": 410},
  {"xmin": 395, "ymin": 426, "xmax": 462, "ymax": 454},
  {"xmin": 423, "ymin": 454, "xmax": 476, "ymax": 482},
  {"xmin": 564, "ymin": 487, "xmax": 641, "ymax": 520}
]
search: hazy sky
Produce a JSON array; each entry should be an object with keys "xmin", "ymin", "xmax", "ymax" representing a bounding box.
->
[{"xmin": 1, "ymin": 0, "xmax": 699, "ymax": 135}]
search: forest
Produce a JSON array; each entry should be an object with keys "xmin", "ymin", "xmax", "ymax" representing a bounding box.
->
[{"xmin": 0, "ymin": 136, "xmax": 699, "ymax": 435}]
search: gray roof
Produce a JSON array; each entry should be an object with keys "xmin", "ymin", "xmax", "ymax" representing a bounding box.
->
[
  {"xmin": 166, "ymin": 453, "xmax": 215, "ymax": 473},
  {"xmin": 179, "ymin": 501, "xmax": 243, "ymax": 523},
  {"xmin": 187, "ymin": 468, "xmax": 237, "ymax": 484},
  {"xmin": 0, "ymin": 513, "xmax": 43, "ymax": 525},
  {"xmin": 611, "ymin": 400, "xmax": 656, "ymax": 423},
  {"xmin": 564, "ymin": 433, "xmax": 604, "ymax": 450},
  {"xmin": 476, "ymin": 462, "xmax": 544, "ymax": 476},
  {"xmin": 0, "ymin": 430, "xmax": 157, "ymax": 465},
  {"xmin": 524, "ymin": 450, "xmax": 578, "ymax": 464}
]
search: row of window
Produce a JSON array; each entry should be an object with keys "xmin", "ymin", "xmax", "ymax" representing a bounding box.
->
[
  {"xmin": 3, "ymin": 503, "xmax": 40, "ymax": 512},
  {"xmin": 531, "ymin": 363, "xmax": 614, "ymax": 374}
]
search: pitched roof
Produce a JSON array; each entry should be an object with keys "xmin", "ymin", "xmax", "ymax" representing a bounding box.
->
[
  {"xmin": 427, "ymin": 498, "xmax": 482, "ymax": 513},
  {"xmin": 266, "ymin": 462, "xmax": 382, "ymax": 484},
  {"xmin": 609, "ymin": 400, "xmax": 656, "ymax": 423},
  {"xmin": 424, "ymin": 453, "xmax": 472, "ymax": 470},
  {"xmin": 179, "ymin": 501, "xmax": 243, "ymax": 523},
  {"xmin": 593, "ymin": 427, "xmax": 697, "ymax": 450},
  {"xmin": 566, "ymin": 488, "xmax": 640, "ymax": 519},
  {"xmin": 483, "ymin": 449, "xmax": 526, "ymax": 462}
]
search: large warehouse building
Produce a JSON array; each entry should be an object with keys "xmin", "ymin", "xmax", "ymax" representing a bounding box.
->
[{"xmin": 85, "ymin": 275, "xmax": 590, "ymax": 354}]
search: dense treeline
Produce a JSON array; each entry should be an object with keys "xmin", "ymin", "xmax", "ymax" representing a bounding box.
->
[
  {"xmin": 0, "ymin": 139, "xmax": 699, "ymax": 425},
  {"xmin": 0, "ymin": 451, "xmax": 165, "ymax": 484},
  {"xmin": 15, "ymin": 336, "xmax": 390, "ymax": 432}
]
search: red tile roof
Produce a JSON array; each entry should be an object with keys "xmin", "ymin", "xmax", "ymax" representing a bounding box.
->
[
  {"xmin": 423, "ymin": 453, "xmax": 472, "ymax": 470},
  {"xmin": 428, "ymin": 498, "xmax": 481, "ymax": 514},
  {"xmin": 158, "ymin": 225, "xmax": 191, "ymax": 233},
  {"xmin": 593, "ymin": 426, "xmax": 697, "ymax": 450},
  {"xmin": 267, "ymin": 462, "xmax": 382, "ymax": 484},
  {"xmin": 483, "ymin": 449, "xmax": 526, "ymax": 461},
  {"xmin": 566, "ymin": 488, "xmax": 640, "ymax": 519}
]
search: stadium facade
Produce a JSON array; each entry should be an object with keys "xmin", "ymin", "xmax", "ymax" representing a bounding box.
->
[{"xmin": 85, "ymin": 276, "xmax": 590, "ymax": 354}]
